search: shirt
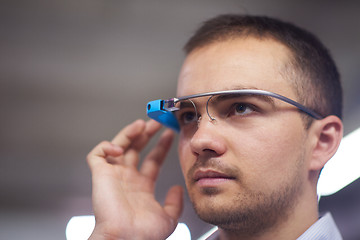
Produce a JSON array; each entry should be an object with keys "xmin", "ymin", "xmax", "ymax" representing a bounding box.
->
[
  {"xmin": 204, "ymin": 212, "xmax": 342, "ymax": 240},
  {"xmin": 297, "ymin": 212, "xmax": 342, "ymax": 240}
]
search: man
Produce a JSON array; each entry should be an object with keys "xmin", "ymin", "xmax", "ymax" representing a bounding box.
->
[{"xmin": 87, "ymin": 15, "xmax": 343, "ymax": 239}]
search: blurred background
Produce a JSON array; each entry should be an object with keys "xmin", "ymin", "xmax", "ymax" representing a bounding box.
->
[{"xmin": 1, "ymin": 0, "xmax": 360, "ymax": 239}]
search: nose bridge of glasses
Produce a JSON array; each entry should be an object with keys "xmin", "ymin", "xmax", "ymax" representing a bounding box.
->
[{"xmin": 179, "ymin": 96, "xmax": 217, "ymax": 122}]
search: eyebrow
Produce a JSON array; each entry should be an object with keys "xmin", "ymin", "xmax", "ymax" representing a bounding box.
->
[
  {"xmin": 210, "ymin": 91, "xmax": 276, "ymax": 107},
  {"xmin": 178, "ymin": 100, "xmax": 195, "ymax": 109},
  {"xmin": 177, "ymin": 86, "xmax": 276, "ymax": 108}
]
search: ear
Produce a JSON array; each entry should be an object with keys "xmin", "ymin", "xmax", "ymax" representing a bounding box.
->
[{"xmin": 308, "ymin": 115, "xmax": 343, "ymax": 171}]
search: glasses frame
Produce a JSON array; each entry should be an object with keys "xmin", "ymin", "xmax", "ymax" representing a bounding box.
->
[{"xmin": 146, "ymin": 89, "xmax": 323, "ymax": 132}]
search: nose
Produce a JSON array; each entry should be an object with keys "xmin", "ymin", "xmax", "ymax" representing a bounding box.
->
[{"xmin": 190, "ymin": 117, "xmax": 227, "ymax": 157}]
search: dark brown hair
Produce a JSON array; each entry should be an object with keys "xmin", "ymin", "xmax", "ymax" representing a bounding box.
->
[{"xmin": 184, "ymin": 14, "xmax": 342, "ymax": 120}]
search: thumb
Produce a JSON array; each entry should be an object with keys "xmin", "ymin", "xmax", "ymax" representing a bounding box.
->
[{"xmin": 163, "ymin": 185, "xmax": 184, "ymax": 222}]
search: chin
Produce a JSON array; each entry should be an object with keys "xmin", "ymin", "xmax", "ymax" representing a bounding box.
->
[{"xmin": 189, "ymin": 179, "xmax": 303, "ymax": 235}]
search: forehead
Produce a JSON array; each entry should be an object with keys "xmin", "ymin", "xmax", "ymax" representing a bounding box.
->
[{"xmin": 176, "ymin": 37, "xmax": 296, "ymax": 99}]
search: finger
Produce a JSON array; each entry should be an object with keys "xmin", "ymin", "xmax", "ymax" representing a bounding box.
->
[
  {"xmin": 121, "ymin": 148, "xmax": 139, "ymax": 167},
  {"xmin": 164, "ymin": 185, "xmax": 184, "ymax": 222},
  {"xmin": 140, "ymin": 129, "xmax": 174, "ymax": 180},
  {"xmin": 111, "ymin": 119, "xmax": 147, "ymax": 150},
  {"xmin": 130, "ymin": 119, "xmax": 162, "ymax": 151},
  {"xmin": 87, "ymin": 141, "xmax": 123, "ymax": 170},
  {"xmin": 122, "ymin": 120, "xmax": 162, "ymax": 167}
]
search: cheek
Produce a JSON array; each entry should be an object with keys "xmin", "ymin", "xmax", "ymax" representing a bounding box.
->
[
  {"xmin": 177, "ymin": 135, "xmax": 192, "ymax": 177},
  {"xmin": 228, "ymin": 121, "xmax": 306, "ymax": 186}
]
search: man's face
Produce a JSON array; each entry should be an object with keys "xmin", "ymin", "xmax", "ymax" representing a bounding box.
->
[{"xmin": 176, "ymin": 37, "xmax": 311, "ymax": 233}]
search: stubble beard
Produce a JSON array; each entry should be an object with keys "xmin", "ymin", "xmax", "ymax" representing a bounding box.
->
[{"xmin": 189, "ymin": 159, "xmax": 304, "ymax": 236}]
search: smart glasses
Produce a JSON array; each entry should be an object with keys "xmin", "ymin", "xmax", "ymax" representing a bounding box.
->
[{"xmin": 146, "ymin": 89, "xmax": 323, "ymax": 132}]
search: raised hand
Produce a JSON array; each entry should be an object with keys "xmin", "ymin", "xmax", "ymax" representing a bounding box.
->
[{"xmin": 87, "ymin": 119, "xmax": 184, "ymax": 240}]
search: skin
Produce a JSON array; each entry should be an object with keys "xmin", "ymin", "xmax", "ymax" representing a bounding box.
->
[
  {"xmin": 87, "ymin": 120, "xmax": 183, "ymax": 240},
  {"xmin": 87, "ymin": 37, "xmax": 343, "ymax": 240},
  {"xmin": 177, "ymin": 37, "xmax": 342, "ymax": 239}
]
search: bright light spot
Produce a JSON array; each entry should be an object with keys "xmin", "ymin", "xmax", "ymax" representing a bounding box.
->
[
  {"xmin": 197, "ymin": 226, "xmax": 218, "ymax": 240},
  {"xmin": 318, "ymin": 127, "xmax": 360, "ymax": 196},
  {"xmin": 66, "ymin": 216, "xmax": 191, "ymax": 240},
  {"xmin": 66, "ymin": 215, "xmax": 95, "ymax": 240},
  {"xmin": 166, "ymin": 223, "xmax": 191, "ymax": 240}
]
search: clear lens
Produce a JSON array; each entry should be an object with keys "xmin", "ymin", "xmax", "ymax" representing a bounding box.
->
[
  {"xmin": 207, "ymin": 94, "xmax": 259, "ymax": 120},
  {"xmin": 173, "ymin": 99, "xmax": 198, "ymax": 127},
  {"xmin": 173, "ymin": 94, "xmax": 263, "ymax": 128}
]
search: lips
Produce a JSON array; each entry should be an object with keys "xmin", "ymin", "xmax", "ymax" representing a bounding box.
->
[{"xmin": 193, "ymin": 170, "xmax": 235, "ymax": 182}]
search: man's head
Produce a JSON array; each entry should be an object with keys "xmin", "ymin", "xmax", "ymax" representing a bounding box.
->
[
  {"xmin": 184, "ymin": 14, "xmax": 342, "ymax": 122},
  {"xmin": 176, "ymin": 15, "xmax": 343, "ymax": 236}
]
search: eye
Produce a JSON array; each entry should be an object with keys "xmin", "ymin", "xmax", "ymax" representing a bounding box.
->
[
  {"xmin": 231, "ymin": 103, "xmax": 256, "ymax": 116},
  {"xmin": 179, "ymin": 111, "xmax": 197, "ymax": 125}
]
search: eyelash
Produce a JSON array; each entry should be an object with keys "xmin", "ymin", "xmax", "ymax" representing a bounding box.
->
[
  {"xmin": 228, "ymin": 102, "xmax": 258, "ymax": 117},
  {"xmin": 176, "ymin": 100, "xmax": 263, "ymax": 128},
  {"xmin": 179, "ymin": 110, "xmax": 197, "ymax": 125}
]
